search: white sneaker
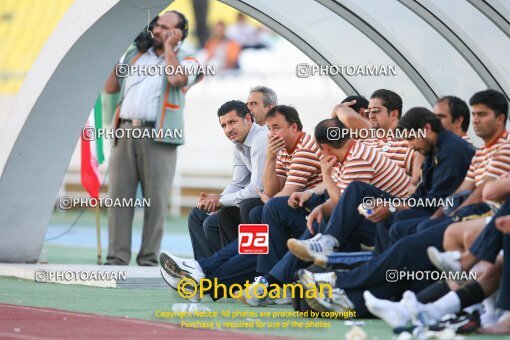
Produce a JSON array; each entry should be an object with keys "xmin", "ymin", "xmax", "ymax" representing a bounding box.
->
[
  {"xmin": 307, "ymin": 287, "xmax": 354, "ymax": 313},
  {"xmin": 239, "ymin": 276, "xmax": 269, "ymax": 307},
  {"xmin": 160, "ymin": 251, "xmax": 205, "ymax": 282},
  {"xmin": 267, "ymin": 286, "xmax": 293, "ymax": 305},
  {"xmin": 160, "ymin": 267, "xmax": 179, "ymax": 290},
  {"xmin": 297, "ymin": 269, "xmax": 353, "ymax": 313},
  {"xmin": 160, "ymin": 251, "xmax": 205, "ymax": 303},
  {"xmin": 298, "ymin": 269, "xmax": 337, "ymax": 287},
  {"xmin": 427, "ymin": 247, "xmax": 462, "ymax": 273},
  {"xmin": 364, "ymin": 291, "xmax": 411, "ymax": 329},
  {"xmin": 159, "ymin": 268, "xmax": 202, "ymax": 303},
  {"xmin": 287, "ymin": 233, "xmax": 339, "ymax": 263}
]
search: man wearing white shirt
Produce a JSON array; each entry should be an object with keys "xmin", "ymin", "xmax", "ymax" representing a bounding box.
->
[{"xmin": 189, "ymin": 101, "xmax": 268, "ymax": 259}]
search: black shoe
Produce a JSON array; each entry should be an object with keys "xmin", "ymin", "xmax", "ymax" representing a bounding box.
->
[{"xmin": 429, "ymin": 311, "xmax": 481, "ymax": 334}]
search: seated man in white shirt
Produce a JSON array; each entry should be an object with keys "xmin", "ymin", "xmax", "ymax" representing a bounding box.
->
[{"xmin": 188, "ymin": 100, "xmax": 268, "ymax": 259}]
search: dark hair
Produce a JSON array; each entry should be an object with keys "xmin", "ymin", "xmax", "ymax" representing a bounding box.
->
[
  {"xmin": 370, "ymin": 89, "xmax": 403, "ymax": 118},
  {"xmin": 397, "ymin": 107, "xmax": 444, "ymax": 135},
  {"xmin": 217, "ymin": 100, "xmax": 251, "ymax": 120},
  {"xmin": 342, "ymin": 95, "xmax": 369, "ymax": 113},
  {"xmin": 469, "ymin": 89, "xmax": 508, "ymax": 122},
  {"xmin": 436, "ymin": 96, "xmax": 470, "ymax": 133},
  {"xmin": 266, "ymin": 105, "xmax": 303, "ymax": 131},
  {"xmin": 314, "ymin": 118, "xmax": 350, "ymax": 148},
  {"xmin": 169, "ymin": 10, "xmax": 189, "ymax": 41}
]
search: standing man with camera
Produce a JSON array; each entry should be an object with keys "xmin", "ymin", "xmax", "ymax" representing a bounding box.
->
[{"xmin": 103, "ymin": 11, "xmax": 200, "ymax": 266}]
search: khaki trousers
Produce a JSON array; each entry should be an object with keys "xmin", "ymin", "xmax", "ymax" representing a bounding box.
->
[{"xmin": 107, "ymin": 123, "xmax": 176, "ymax": 265}]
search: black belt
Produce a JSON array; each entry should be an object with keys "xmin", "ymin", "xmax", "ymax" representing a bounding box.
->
[{"xmin": 119, "ymin": 118, "xmax": 155, "ymax": 127}]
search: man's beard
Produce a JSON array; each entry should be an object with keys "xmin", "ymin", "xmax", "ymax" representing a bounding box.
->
[{"xmin": 153, "ymin": 37, "xmax": 163, "ymax": 49}]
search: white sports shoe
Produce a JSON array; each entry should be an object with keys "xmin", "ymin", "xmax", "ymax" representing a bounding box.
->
[
  {"xmin": 160, "ymin": 251, "xmax": 205, "ymax": 302},
  {"xmin": 160, "ymin": 251, "xmax": 205, "ymax": 282},
  {"xmin": 297, "ymin": 269, "xmax": 354, "ymax": 313},
  {"xmin": 159, "ymin": 268, "xmax": 202, "ymax": 303},
  {"xmin": 267, "ymin": 286, "xmax": 293, "ymax": 305},
  {"xmin": 298, "ymin": 269, "xmax": 337, "ymax": 287},
  {"xmin": 364, "ymin": 291, "xmax": 411, "ymax": 329},
  {"xmin": 308, "ymin": 287, "xmax": 354, "ymax": 313},
  {"xmin": 427, "ymin": 247, "xmax": 462, "ymax": 273},
  {"xmin": 160, "ymin": 267, "xmax": 179, "ymax": 290},
  {"xmin": 239, "ymin": 276, "xmax": 269, "ymax": 307},
  {"xmin": 287, "ymin": 233, "xmax": 339, "ymax": 264}
]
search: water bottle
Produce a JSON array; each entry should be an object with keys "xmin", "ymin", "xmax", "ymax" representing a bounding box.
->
[
  {"xmin": 357, "ymin": 204, "xmax": 373, "ymax": 218},
  {"xmin": 172, "ymin": 303, "xmax": 211, "ymax": 313}
]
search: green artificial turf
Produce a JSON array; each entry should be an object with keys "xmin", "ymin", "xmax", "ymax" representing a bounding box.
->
[
  {"xmin": 1, "ymin": 274, "xmax": 507, "ymax": 339},
  {"xmin": 1, "ymin": 210, "xmax": 507, "ymax": 339},
  {"xmin": 0, "ymin": 276, "xmax": 389, "ymax": 339},
  {"xmin": 49, "ymin": 209, "xmax": 189, "ymax": 234}
]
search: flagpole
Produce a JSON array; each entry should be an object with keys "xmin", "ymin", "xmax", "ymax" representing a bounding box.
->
[{"xmin": 95, "ymin": 205, "xmax": 102, "ymax": 265}]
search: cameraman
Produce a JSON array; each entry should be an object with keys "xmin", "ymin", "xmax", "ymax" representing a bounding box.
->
[{"xmin": 103, "ymin": 11, "xmax": 201, "ymax": 266}]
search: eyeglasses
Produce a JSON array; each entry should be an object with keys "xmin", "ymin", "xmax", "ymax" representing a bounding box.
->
[{"xmin": 364, "ymin": 108, "xmax": 383, "ymax": 115}]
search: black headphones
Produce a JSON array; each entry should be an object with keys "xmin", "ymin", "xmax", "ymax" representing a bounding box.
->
[
  {"xmin": 169, "ymin": 10, "xmax": 188, "ymax": 41},
  {"xmin": 136, "ymin": 11, "xmax": 188, "ymax": 52}
]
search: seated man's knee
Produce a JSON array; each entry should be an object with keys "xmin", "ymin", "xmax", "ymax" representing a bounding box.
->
[
  {"xmin": 239, "ymin": 199, "xmax": 259, "ymax": 222},
  {"xmin": 189, "ymin": 207, "xmax": 202, "ymax": 220},
  {"xmin": 249, "ymin": 205, "xmax": 264, "ymax": 224},
  {"xmin": 416, "ymin": 217, "xmax": 447, "ymax": 233},
  {"xmin": 216, "ymin": 206, "xmax": 228, "ymax": 219},
  {"xmin": 443, "ymin": 222, "xmax": 462, "ymax": 250},
  {"xmin": 262, "ymin": 196, "xmax": 289, "ymax": 218},
  {"xmin": 393, "ymin": 209, "xmax": 426, "ymax": 223},
  {"xmin": 239, "ymin": 198, "xmax": 262, "ymax": 211},
  {"xmin": 344, "ymin": 181, "xmax": 368, "ymax": 195},
  {"xmin": 264, "ymin": 196, "xmax": 288, "ymax": 211},
  {"xmin": 189, "ymin": 207, "xmax": 207, "ymax": 230},
  {"xmin": 393, "ymin": 210, "xmax": 407, "ymax": 223},
  {"xmin": 203, "ymin": 214, "xmax": 218, "ymax": 231},
  {"xmin": 389, "ymin": 222, "xmax": 404, "ymax": 243},
  {"xmin": 463, "ymin": 227, "xmax": 482, "ymax": 249}
]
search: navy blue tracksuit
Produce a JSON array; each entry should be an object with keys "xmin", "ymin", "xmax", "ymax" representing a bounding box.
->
[
  {"xmin": 196, "ymin": 194, "xmax": 325, "ymax": 296},
  {"xmin": 195, "ymin": 130, "xmax": 475, "ymax": 295},
  {"xmin": 345, "ymin": 199, "xmax": 510, "ymax": 316},
  {"xmin": 269, "ymin": 130, "xmax": 475, "ymax": 281},
  {"xmin": 470, "ymin": 197, "xmax": 510, "ymax": 309},
  {"xmin": 333, "ymin": 203, "xmax": 490, "ymax": 290},
  {"xmin": 380, "ymin": 130, "xmax": 476, "ymax": 247},
  {"xmin": 188, "ymin": 208, "xmax": 220, "ymax": 260}
]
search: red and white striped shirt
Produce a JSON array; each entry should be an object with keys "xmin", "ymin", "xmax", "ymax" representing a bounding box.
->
[
  {"xmin": 466, "ymin": 131, "xmax": 510, "ymax": 187},
  {"xmin": 331, "ymin": 140, "xmax": 411, "ymax": 197},
  {"xmin": 362, "ymin": 138, "xmax": 417, "ymax": 176},
  {"xmin": 276, "ymin": 132, "xmax": 322, "ymax": 189}
]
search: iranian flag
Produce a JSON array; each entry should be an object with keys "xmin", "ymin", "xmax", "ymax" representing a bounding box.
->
[{"xmin": 81, "ymin": 96, "xmax": 105, "ymax": 199}]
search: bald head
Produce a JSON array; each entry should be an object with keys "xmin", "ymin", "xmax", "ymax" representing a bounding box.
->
[{"xmin": 152, "ymin": 11, "xmax": 187, "ymax": 49}]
